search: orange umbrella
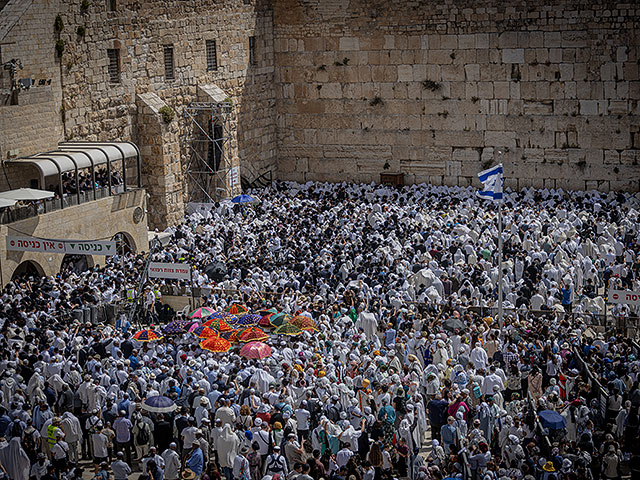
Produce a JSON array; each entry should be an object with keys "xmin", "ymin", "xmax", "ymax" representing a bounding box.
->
[
  {"xmin": 191, "ymin": 325, "xmax": 218, "ymax": 339},
  {"xmin": 290, "ymin": 315, "xmax": 319, "ymax": 331},
  {"xmin": 238, "ymin": 326, "xmax": 269, "ymax": 343},
  {"xmin": 203, "ymin": 318, "xmax": 233, "ymax": 332},
  {"xmin": 200, "ymin": 336, "xmax": 231, "ymax": 353}
]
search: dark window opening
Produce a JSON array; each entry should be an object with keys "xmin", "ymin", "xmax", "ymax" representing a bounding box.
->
[
  {"xmin": 107, "ymin": 49, "xmax": 120, "ymax": 83},
  {"xmin": 164, "ymin": 45, "xmax": 174, "ymax": 81},
  {"xmin": 207, "ymin": 122, "xmax": 223, "ymax": 172},
  {"xmin": 249, "ymin": 36, "xmax": 257, "ymax": 66},
  {"xmin": 206, "ymin": 40, "xmax": 218, "ymax": 71}
]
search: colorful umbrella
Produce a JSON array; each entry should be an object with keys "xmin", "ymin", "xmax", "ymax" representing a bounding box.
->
[
  {"xmin": 259, "ymin": 307, "xmax": 279, "ymax": 315},
  {"xmin": 189, "ymin": 307, "xmax": 215, "ymax": 319},
  {"xmin": 269, "ymin": 313, "xmax": 291, "ymax": 327},
  {"xmin": 234, "ymin": 314, "xmax": 262, "ymax": 327},
  {"xmin": 142, "ymin": 395, "xmax": 176, "ymax": 413},
  {"xmin": 274, "ymin": 323, "xmax": 302, "ymax": 336},
  {"xmin": 188, "ymin": 322, "xmax": 202, "ymax": 333},
  {"xmin": 133, "ymin": 329, "xmax": 163, "ymax": 342},
  {"xmin": 162, "ymin": 320, "xmax": 193, "ymax": 335},
  {"xmin": 259, "ymin": 313, "xmax": 275, "ymax": 327},
  {"xmin": 191, "ymin": 325, "xmax": 218, "ymax": 339},
  {"xmin": 240, "ymin": 341, "xmax": 273, "ymax": 359},
  {"xmin": 209, "ymin": 311, "xmax": 237, "ymax": 322},
  {"xmin": 203, "ymin": 318, "xmax": 233, "ymax": 332},
  {"xmin": 200, "ymin": 336, "xmax": 232, "ymax": 353},
  {"xmin": 238, "ymin": 326, "xmax": 269, "ymax": 342},
  {"xmin": 290, "ymin": 315, "xmax": 319, "ymax": 331},
  {"xmin": 227, "ymin": 303, "xmax": 249, "ymax": 315},
  {"xmin": 219, "ymin": 329, "xmax": 240, "ymax": 343}
]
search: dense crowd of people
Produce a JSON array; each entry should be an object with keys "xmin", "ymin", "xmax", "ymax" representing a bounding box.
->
[{"xmin": 1, "ymin": 181, "xmax": 640, "ymax": 480}]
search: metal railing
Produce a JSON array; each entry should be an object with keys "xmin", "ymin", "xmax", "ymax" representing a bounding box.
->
[{"xmin": 0, "ymin": 185, "xmax": 128, "ymax": 224}]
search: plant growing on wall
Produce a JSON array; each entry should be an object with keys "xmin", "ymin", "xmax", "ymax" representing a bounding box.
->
[
  {"xmin": 369, "ymin": 96, "xmax": 384, "ymax": 106},
  {"xmin": 81, "ymin": 0, "xmax": 90, "ymax": 12},
  {"xmin": 77, "ymin": 25, "xmax": 86, "ymax": 37},
  {"xmin": 159, "ymin": 105, "xmax": 175, "ymax": 124},
  {"xmin": 55, "ymin": 39, "xmax": 65, "ymax": 57},
  {"xmin": 422, "ymin": 80, "xmax": 441, "ymax": 91},
  {"xmin": 54, "ymin": 14, "xmax": 64, "ymax": 32}
]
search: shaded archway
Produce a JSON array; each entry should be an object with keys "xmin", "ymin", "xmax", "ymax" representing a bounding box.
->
[
  {"xmin": 11, "ymin": 260, "xmax": 45, "ymax": 280},
  {"xmin": 60, "ymin": 254, "xmax": 94, "ymax": 274},
  {"xmin": 112, "ymin": 231, "xmax": 136, "ymax": 255}
]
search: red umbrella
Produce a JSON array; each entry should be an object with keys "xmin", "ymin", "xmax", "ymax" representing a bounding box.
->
[
  {"xmin": 238, "ymin": 326, "xmax": 269, "ymax": 343},
  {"xmin": 259, "ymin": 313, "xmax": 275, "ymax": 327},
  {"xmin": 200, "ymin": 336, "xmax": 231, "ymax": 353},
  {"xmin": 240, "ymin": 341, "xmax": 273, "ymax": 359}
]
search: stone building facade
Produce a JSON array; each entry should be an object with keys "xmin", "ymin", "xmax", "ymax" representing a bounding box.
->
[{"xmin": 1, "ymin": 0, "xmax": 639, "ymax": 233}]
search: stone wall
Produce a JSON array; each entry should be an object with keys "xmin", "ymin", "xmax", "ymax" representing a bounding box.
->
[
  {"xmin": 0, "ymin": 0, "xmax": 64, "ymax": 161},
  {"xmin": 273, "ymin": 0, "xmax": 640, "ymax": 191},
  {"xmin": 0, "ymin": 189, "xmax": 148, "ymax": 285}
]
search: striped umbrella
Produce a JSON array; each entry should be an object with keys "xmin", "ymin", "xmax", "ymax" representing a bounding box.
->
[
  {"xmin": 290, "ymin": 315, "xmax": 319, "ymax": 331},
  {"xmin": 233, "ymin": 314, "xmax": 261, "ymax": 327},
  {"xmin": 209, "ymin": 311, "xmax": 237, "ymax": 322},
  {"xmin": 203, "ymin": 318, "xmax": 233, "ymax": 332},
  {"xmin": 226, "ymin": 303, "xmax": 249, "ymax": 315},
  {"xmin": 191, "ymin": 325, "xmax": 218, "ymax": 339},
  {"xmin": 133, "ymin": 329, "xmax": 163, "ymax": 342},
  {"xmin": 269, "ymin": 313, "xmax": 291, "ymax": 327},
  {"xmin": 274, "ymin": 323, "xmax": 303, "ymax": 336},
  {"xmin": 200, "ymin": 336, "xmax": 231, "ymax": 353},
  {"xmin": 240, "ymin": 341, "xmax": 273, "ymax": 359},
  {"xmin": 238, "ymin": 326, "xmax": 269, "ymax": 343},
  {"xmin": 189, "ymin": 307, "xmax": 215, "ymax": 319}
]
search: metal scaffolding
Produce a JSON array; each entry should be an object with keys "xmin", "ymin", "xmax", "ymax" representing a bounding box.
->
[{"xmin": 183, "ymin": 101, "xmax": 235, "ymax": 203}]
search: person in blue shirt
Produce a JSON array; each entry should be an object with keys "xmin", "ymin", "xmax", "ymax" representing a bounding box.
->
[
  {"xmin": 128, "ymin": 351, "xmax": 140, "ymax": 370},
  {"xmin": 560, "ymin": 283, "xmax": 572, "ymax": 313},
  {"xmin": 186, "ymin": 441, "xmax": 204, "ymax": 478},
  {"xmin": 383, "ymin": 323, "xmax": 396, "ymax": 347},
  {"xmin": 440, "ymin": 416, "xmax": 457, "ymax": 454}
]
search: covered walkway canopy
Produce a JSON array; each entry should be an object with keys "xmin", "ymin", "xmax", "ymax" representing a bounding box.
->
[{"xmin": 5, "ymin": 141, "xmax": 141, "ymax": 208}]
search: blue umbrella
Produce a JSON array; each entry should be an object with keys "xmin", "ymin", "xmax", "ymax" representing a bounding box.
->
[
  {"xmin": 142, "ymin": 395, "xmax": 177, "ymax": 413},
  {"xmin": 231, "ymin": 194, "xmax": 257, "ymax": 204},
  {"xmin": 538, "ymin": 410, "xmax": 566, "ymax": 430}
]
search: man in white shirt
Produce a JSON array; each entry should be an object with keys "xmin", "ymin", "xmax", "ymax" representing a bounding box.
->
[
  {"xmin": 162, "ymin": 442, "xmax": 181, "ymax": 480},
  {"xmin": 181, "ymin": 417, "xmax": 199, "ymax": 451},
  {"xmin": 92, "ymin": 424, "xmax": 109, "ymax": 464}
]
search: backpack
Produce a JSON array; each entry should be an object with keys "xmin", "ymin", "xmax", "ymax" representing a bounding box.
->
[{"xmin": 136, "ymin": 423, "xmax": 150, "ymax": 445}]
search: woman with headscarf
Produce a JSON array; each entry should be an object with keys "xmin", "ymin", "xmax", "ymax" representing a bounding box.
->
[
  {"xmin": 377, "ymin": 399, "xmax": 396, "ymax": 446},
  {"xmin": 0, "ymin": 437, "xmax": 30, "ymax": 480}
]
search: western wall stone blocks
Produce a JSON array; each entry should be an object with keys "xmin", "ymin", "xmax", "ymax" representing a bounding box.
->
[{"xmin": 502, "ymin": 49, "xmax": 525, "ymax": 64}]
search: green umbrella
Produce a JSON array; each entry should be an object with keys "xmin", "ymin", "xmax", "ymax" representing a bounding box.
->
[
  {"xmin": 274, "ymin": 323, "xmax": 302, "ymax": 336},
  {"xmin": 269, "ymin": 313, "xmax": 291, "ymax": 327}
]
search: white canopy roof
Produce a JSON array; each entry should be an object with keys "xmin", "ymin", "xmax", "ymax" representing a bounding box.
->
[{"xmin": 0, "ymin": 188, "xmax": 54, "ymax": 201}]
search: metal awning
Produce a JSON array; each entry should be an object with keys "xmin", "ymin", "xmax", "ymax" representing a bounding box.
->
[{"xmin": 4, "ymin": 141, "xmax": 141, "ymax": 209}]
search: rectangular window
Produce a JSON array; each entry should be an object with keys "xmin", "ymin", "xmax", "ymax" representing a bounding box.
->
[
  {"xmin": 164, "ymin": 45, "xmax": 175, "ymax": 81},
  {"xmin": 206, "ymin": 40, "xmax": 218, "ymax": 71},
  {"xmin": 106, "ymin": 0, "xmax": 116, "ymax": 11},
  {"xmin": 107, "ymin": 49, "xmax": 120, "ymax": 83},
  {"xmin": 249, "ymin": 36, "xmax": 256, "ymax": 66}
]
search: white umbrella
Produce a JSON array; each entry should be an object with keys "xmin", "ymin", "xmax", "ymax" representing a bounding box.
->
[
  {"xmin": 0, "ymin": 198, "xmax": 16, "ymax": 208},
  {"xmin": 0, "ymin": 188, "xmax": 54, "ymax": 201}
]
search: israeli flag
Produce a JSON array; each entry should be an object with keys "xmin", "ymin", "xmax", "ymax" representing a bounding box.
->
[{"xmin": 477, "ymin": 163, "xmax": 503, "ymax": 201}]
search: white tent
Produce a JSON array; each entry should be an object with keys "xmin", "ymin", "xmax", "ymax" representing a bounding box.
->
[{"xmin": 0, "ymin": 188, "xmax": 54, "ymax": 201}]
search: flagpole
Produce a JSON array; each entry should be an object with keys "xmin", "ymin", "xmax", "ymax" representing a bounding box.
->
[{"xmin": 498, "ymin": 200, "xmax": 503, "ymax": 329}]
